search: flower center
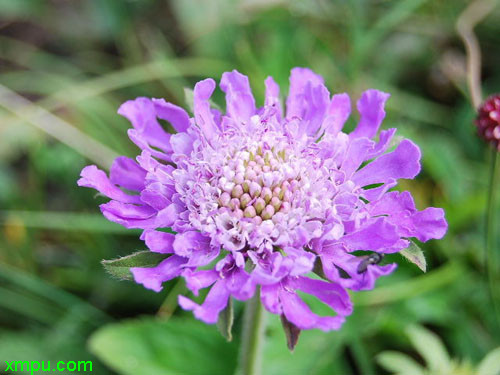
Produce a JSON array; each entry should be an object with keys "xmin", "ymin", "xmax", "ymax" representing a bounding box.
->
[
  {"xmin": 216, "ymin": 145, "xmax": 297, "ymax": 223},
  {"xmin": 178, "ymin": 123, "xmax": 337, "ymax": 252}
]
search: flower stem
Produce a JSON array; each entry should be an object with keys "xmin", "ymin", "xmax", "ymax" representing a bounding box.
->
[
  {"xmin": 157, "ymin": 279, "xmax": 186, "ymax": 320},
  {"xmin": 237, "ymin": 288, "xmax": 266, "ymax": 375},
  {"xmin": 486, "ymin": 148, "xmax": 500, "ymax": 323},
  {"xmin": 456, "ymin": 0, "xmax": 495, "ymax": 109}
]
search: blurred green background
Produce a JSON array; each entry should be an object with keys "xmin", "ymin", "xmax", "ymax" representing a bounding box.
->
[{"xmin": 0, "ymin": 1, "xmax": 500, "ymax": 374}]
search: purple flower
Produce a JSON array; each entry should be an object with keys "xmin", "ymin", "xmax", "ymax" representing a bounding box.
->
[{"xmin": 78, "ymin": 68, "xmax": 447, "ymax": 331}]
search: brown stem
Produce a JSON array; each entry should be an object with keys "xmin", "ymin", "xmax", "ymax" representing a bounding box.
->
[{"xmin": 456, "ymin": 0, "xmax": 496, "ymax": 109}]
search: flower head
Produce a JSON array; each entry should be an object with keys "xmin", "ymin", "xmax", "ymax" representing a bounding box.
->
[
  {"xmin": 78, "ymin": 68, "xmax": 447, "ymax": 331},
  {"xmin": 476, "ymin": 94, "xmax": 500, "ymax": 150}
]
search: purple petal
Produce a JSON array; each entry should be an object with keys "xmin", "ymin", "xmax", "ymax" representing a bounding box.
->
[
  {"xmin": 290, "ymin": 220, "xmax": 323, "ymax": 248},
  {"xmin": 140, "ymin": 182, "xmax": 173, "ymax": 211},
  {"xmin": 279, "ymin": 286, "xmax": 346, "ymax": 332},
  {"xmin": 366, "ymin": 128, "xmax": 397, "ymax": 160},
  {"xmin": 284, "ymin": 247, "xmax": 316, "ymax": 276},
  {"xmin": 193, "ymin": 79, "xmax": 219, "ymax": 140},
  {"xmin": 303, "ymin": 83, "xmax": 330, "ymax": 136},
  {"xmin": 173, "ymin": 231, "xmax": 211, "ymax": 257},
  {"xmin": 362, "ymin": 178, "xmax": 397, "ymax": 202},
  {"xmin": 353, "ymin": 139, "xmax": 421, "ymax": 187},
  {"xmin": 319, "ymin": 244, "xmax": 345, "ymax": 282},
  {"xmin": 178, "ymin": 279, "xmax": 230, "ymax": 324},
  {"xmin": 350, "ymin": 89, "xmax": 390, "ymax": 139},
  {"xmin": 369, "ymin": 191, "xmax": 447, "ymax": 242},
  {"xmin": 100, "ymin": 201, "xmax": 154, "ymax": 219},
  {"xmin": 184, "ymin": 247, "xmax": 220, "ymax": 268},
  {"xmin": 316, "ymin": 132, "xmax": 349, "ymax": 161},
  {"xmin": 78, "ymin": 165, "xmax": 141, "ymax": 204},
  {"xmin": 127, "ymin": 129, "xmax": 171, "ymax": 162},
  {"xmin": 100, "ymin": 201, "xmax": 157, "ymax": 229},
  {"xmin": 220, "ymin": 70, "xmax": 256, "ymax": 124},
  {"xmin": 332, "ymin": 193, "xmax": 358, "ymax": 220},
  {"xmin": 131, "ymin": 255, "xmax": 186, "ymax": 292},
  {"xmin": 286, "ymin": 68, "xmax": 330, "ymax": 137},
  {"xmin": 261, "ymin": 284, "xmax": 282, "ymax": 314},
  {"xmin": 340, "ymin": 137, "xmax": 375, "ymax": 178},
  {"xmin": 224, "ymin": 268, "xmax": 255, "ymax": 301},
  {"xmin": 118, "ymin": 98, "xmax": 172, "ymax": 157},
  {"xmin": 110, "ymin": 157, "xmax": 146, "ymax": 191},
  {"xmin": 182, "ymin": 269, "xmax": 218, "ymax": 296},
  {"xmin": 286, "ymin": 67, "xmax": 324, "ymax": 119},
  {"xmin": 143, "ymin": 230, "xmax": 175, "ymax": 253},
  {"xmin": 342, "ymin": 218, "xmax": 400, "ymax": 251},
  {"xmin": 350, "ymin": 263, "xmax": 397, "ymax": 291},
  {"xmin": 369, "ymin": 190, "xmax": 416, "ymax": 213},
  {"xmin": 411, "ymin": 207, "xmax": 447, "ymax": 241},
  {"xmin": 264, "ymin": 76, "xmax": 282, "ymax": 118},
  {"xmin": 320, "ymin": 245, "xmax": 397, "ymax": 291},
  {"xmin": 294, "ymin": 276, "xmax": 353, "ymax": 316},
  {"xmin": 321, "ymin": 93, "xmax": 351, "ymax": 136},
  {"xmin": 170, "ymin": 132, "xmax": 194, "ymax": 156},
  {"xmin": 250, "ymin": 252, "xmax": 293, "ymax": 285},
  {"xmin": 211, "ymin": 108, "xmax": 222, "ymax": 126},
  {"xmin": 152, "ymin": 98, "xmax": 190, "ymax": 133},
  {"xmin": 155, "ymin": 203, "xmax": 182, "ymax": 228},
  {"xmin": 136, "ymin": 150, "xmax": 162, "ymax": 174}
]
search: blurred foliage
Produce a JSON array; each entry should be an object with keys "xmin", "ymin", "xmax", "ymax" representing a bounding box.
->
[
  {"xmin": 0, "ymin": 0, "xmax": 500, "ymax": 374},
  {"xmin": 89, "ymin": 317, "xmax": 239, "ymax": 375}
]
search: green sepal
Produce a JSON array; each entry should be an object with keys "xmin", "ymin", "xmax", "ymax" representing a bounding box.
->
[
  {"xmin": 216, "ymin": 298, "xmax": 234, "ymax": 342},
  {"xmin": 280, "ymin": 314, "xmax": 301, "ymax": 352},
  {"xmin": 400, "ymin": 240, "xmax": 427, "ymax": 272},
  {"xmin": 101, "ymin": 251, "xmax": 170, "ymax": 280}
]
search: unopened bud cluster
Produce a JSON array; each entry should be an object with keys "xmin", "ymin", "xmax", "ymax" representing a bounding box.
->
[
  {"xmin": 216, "ymin": 145, "xmax": 298, "ymax": 223},
  {"xmin": 476, "ymin": 94, "xmax": 500, "ymax": 150}
]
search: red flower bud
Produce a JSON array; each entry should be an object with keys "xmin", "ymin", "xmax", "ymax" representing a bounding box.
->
[{"xmin": 476, "ymin": 94, "xmax": 500, "ymax": 150}]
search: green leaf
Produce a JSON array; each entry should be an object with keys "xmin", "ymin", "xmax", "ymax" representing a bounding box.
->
[
  {"xmin": 406, "ymin": 325, "xmax": 451, "ymax": 373},
  {"xmin": 400, "ymin": 241, "xmax": 427, "ymax": 272},
  {"xmin": 477, "ymin": 347, "xmax": 500, "ymax": 375},
  {"xmin": 101, "ymin": 251, "xmax": 169, "ymax": 280},
  {"xmin": 376, "ymin": 351, "xmax": 426, "ymax": 375},
  {"xmin": 88, "ymin": 317, "xmax": 238, "ymax": 375},
  {"xmin": 262, "ymin": 314, "xmax": 348, "ymax": 375},
  {"xmin": 216, "ymin": 297, "xmax": 234, "ymax": 341}
]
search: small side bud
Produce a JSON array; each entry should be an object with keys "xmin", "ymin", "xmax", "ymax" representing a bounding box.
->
[
  {"xmin": 261, "ymin": 205, "xmax": 275, "ymax": 220},
  {"xmin": 250, "ymin": 182, "xmax": 262, "ymax": 198},
  {"xmin": 254, "ymin": 198, "xmax": 266, "ymax": 214},
  {"xmin": 244, "ymin": 206, "xmax": 257, "ymax": 218},
  {"xmin": 242, "ymin": 180, "xmax": 251, "ymax": 193},
  {"xmin": 231, "ymin": 185, "xmax": 244, "ymax": 199},
  {"xmin": 280, "ymin": 314, "xmax": 301, "ymax": 351},
  {"xmin": 271, "ymin": 196, "xmax": 281, "ymax": 211},
  {"xmin": 229, "ymin": 198, "xmax": 240, "ymax": 210},
  {"xmin": 261, "ymin": 187, "xmax": 272, "ymax": 203},
  {"xmin": 476, "ymin": 94, "xmax": 500, "ymax": 150},
  {"xmin": 219, "ymin": 192, "xmax": 231, "ymax": 207},
  {"xmin": 240, "ymin": 193, "xmax": 251, "ymax": 208}
]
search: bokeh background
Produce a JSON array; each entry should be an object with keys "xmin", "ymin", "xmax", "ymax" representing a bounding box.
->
[{"xmin": 1, "ymin": 1, "xmax": 500, "ymax": 374}]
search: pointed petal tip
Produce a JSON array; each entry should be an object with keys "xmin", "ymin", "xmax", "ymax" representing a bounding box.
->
[
  {"xmin": 289, "ymin": 67, "xmax": 324, "ymax": 84},
  {"xmin": 194, "ymin": 78, "xmax": 216, "ymax": 95},
  {"xmin": 130, "ymin": 267, "xmax": 164, "ymax": 293}
]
